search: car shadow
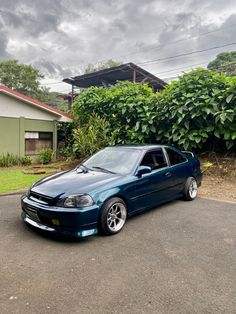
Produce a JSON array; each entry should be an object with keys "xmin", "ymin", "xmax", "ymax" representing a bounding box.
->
[
  {"xmin": 20, "ymin": 198, "xmax": 185, "ymax": 243},
  {"xmin": 127, "ymin": 198, "xmax": 182, "ymax": 222},
  {"xmin": 22, "ymin": 222, "xmax": 95, "ymax": 244}
]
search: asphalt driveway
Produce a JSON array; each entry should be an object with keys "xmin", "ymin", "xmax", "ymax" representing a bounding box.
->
[{"xmin": 0, "ymin": 195, "xmax": 236, "ymax": 314}]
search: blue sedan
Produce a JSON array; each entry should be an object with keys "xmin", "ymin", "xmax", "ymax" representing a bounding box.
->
[{"xmin": 21, "ymin": 145, "xmax": 202, "ymax": 237}]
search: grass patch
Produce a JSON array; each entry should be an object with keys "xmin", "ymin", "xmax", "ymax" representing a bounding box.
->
[
  {"xmin": 0, "ymin": 169, "xmax": 47, "ymax": 194},
  {"xmin": 0, "ymin": 160, "xmax": 77, "ymax": 194}
]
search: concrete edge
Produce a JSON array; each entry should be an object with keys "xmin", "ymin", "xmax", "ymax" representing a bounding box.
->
[
  {"xmin": 199, "ymin": 196, "xmax": 236, "ymax": 205},
  {"xmin": 0, "ymin": 189, "xmax": 27, "ymax": 197}
]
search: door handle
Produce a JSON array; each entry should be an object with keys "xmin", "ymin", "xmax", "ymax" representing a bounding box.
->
[{"xmin": 165, "ymin": 172, "xmax": 171, "ymax": 177}]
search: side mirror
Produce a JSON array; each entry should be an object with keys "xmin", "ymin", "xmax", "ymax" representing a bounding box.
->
[{"xmin": 136, "ymin": 165, "xmax": 152, "ymax": 177}]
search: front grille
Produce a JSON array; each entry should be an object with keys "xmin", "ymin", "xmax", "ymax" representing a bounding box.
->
[
  {"xmin": 23, "ymin": 205, "xmax": 41, "ymax": 223},
  {"xmin": 29, "ymin": 191, "xmax": 55, "ymax": 205}
]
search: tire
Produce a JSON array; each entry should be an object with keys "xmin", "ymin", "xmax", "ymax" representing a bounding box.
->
[
  {"xmin": 99, "ymin": 197, "xmax": 127, "ymax": 235},
  {"xmin": 183, "ymin": 177, "xmax": 198, "ymax": 201}
]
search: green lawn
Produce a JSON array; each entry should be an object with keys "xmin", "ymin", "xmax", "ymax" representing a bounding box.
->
[{"xmin": 0, "ymin": 169, "xmax": 47, "ymax": 194}]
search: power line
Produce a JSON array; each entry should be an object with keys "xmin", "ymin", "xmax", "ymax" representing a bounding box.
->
[
  {"xmin": 45, "ymin": 88, "xmax": 71, "ymax": 93},
  {"xmin": 55, "ymin": 87, "xmax": 81, "ymax": 94},
  {"xmin": 161, "ymin": 60, "xmax": 236, "ymax": 81},
  {"xmin": 163, "ymin": 76, "xmax": 179, "ymax": 81},
  {"xmin": 71, "ymin": 22, "xmax": 236, "ymax": 67},
  {"xmin": 138, "ymin": 42, "xmax": 236, "ymax": 66},
  {"xmin": 41, "ymin": 56, "xmax": 228, "ymax": 90},
  {"xmin": 122, "ymin": 23, "xmax": 236, "ymax": 59},
  {"xmin": 40, "ymin": 41, "xmax": 236, "ymax": 89},
  {"xmin": 153, "ymin": 61, "xmax": 209, "ymax": 76},
  {"xmin": 40, "ymin": 23, "xmax": 236, "ymax": 84},
  {"xmin": 154, "ymin": 59, "xmax": 236, "ymax": 78},
  {"xmin": 40, "ymin": 81, "xmax": 65, "ymax": 86}
]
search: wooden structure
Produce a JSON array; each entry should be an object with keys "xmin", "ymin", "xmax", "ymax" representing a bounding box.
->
[{"xmin": 63, "ymin": 63, "xmax": 167, "ymax": 100}]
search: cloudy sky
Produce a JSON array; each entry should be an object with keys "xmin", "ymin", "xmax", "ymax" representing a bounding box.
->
[{"xmin": 0, "ymin": 0, "xmax": 236, "ymax": 93}]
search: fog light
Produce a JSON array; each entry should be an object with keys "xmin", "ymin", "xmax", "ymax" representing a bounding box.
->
[
  {"xmin": 51, "ymin": 219, "xmax": 60, "ymax": 226},
  {"xmin": 77, "ymin": 229, "xmax": 97, "ymax": 237}
]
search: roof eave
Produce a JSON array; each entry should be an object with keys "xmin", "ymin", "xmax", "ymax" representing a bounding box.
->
[
  {"xmin": 63, "ymin": 62, "xmax": 167, "ymax": 88},
  {"xmin": 0, "ymin": 87, "xmax": 73, "ymax": 122}
]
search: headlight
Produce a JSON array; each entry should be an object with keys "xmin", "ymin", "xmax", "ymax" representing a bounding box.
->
[
  {"xmin": 26, "ymin": 187, "xmax": 32, "ymax": 197},
  {"xmin": 58, "ymin": 194, "xmax": 94, "ymax": 208}
]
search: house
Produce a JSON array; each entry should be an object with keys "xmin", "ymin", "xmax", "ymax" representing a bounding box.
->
[{"xmin": 0, "ymin": 85, "xmax": 72, "ymax": 157}]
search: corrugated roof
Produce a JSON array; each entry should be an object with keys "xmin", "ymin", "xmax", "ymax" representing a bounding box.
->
[{"xmin": 63, "ymin": 62, "xmax": 166, "ymax": 91}]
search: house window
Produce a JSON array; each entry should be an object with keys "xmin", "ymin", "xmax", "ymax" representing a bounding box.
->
[{"xmin": 25, "ymin": 132, "xmax": 53, "ymax": 155}]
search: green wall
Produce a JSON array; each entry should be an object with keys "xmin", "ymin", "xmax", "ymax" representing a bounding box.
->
[
  {"xmin": 0, "ymin": 117, "xmax": 57, "ymax": 156},
  {"xmin": 0, "ymin": 117, "xmax": 20, "ymax": 155}
]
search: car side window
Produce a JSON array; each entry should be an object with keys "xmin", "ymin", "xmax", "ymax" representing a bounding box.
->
[
  {"xmin": 140, "ymin": 149, "xmax": 167, "ymax": 170},
  {"xmin": 166, "ymin": 148, "xmax": 187, "ymax": 166}
]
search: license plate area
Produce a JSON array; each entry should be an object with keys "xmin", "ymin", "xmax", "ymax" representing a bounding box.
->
[{"xmin": 25, "ymin": 207, "xmax": 40, "ymax": 223}]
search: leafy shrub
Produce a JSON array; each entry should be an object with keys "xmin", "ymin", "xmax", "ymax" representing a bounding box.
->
[
  {"xmin": 37, "ymin": 149, "xmax": 54, "ymax": 164},
  {"xmin": 72, "ymin": 81, "xmax": 158, "ymax": 144},
  {"xmin": 155, "ymin": 69, "xmax": 236, "ymax": 150},
  {"xmin": 0, "ymin": 153, "xmax": 18, "ymax": 167},
  {"xmin": 72, "ymin": 70, "xmax": 236, "ymax": 152},
  {"xmin": 0, "ymin": 154, "xmax": 32, "ymax": 167},
  {"xmin": 73, "ymin": 113, "xmax": 112, "ymax": 159},
  {"xmin": 19, "ymin": 156, "xmax": 32, "ymax": 166},
  {"xmin": 57, "ymin": 121, "xmax": 75, "ymax": 158}
]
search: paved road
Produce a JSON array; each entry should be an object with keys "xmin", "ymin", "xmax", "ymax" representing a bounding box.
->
[{"xmin": 0, "ymin": 195, "xmax": 236, "ymax": 314}]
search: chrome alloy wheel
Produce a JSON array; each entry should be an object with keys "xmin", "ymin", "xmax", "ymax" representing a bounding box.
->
[
  {"xmin": 189, "ymin": 179, "xmax": 198, "ymax": 199},
  {"xmin": 107, "ymin": 202, "xmax": 127, "ymax": 232}
]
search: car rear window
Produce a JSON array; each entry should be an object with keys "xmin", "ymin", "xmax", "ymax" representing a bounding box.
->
[{"xmin": 166, "ymin": 148, "xmax": 187, "ymax": 165}]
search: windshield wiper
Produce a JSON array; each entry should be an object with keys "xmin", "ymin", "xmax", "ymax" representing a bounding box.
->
[
  {"xmin": 92, "ymin": 166, "xmax": 116, "ymax": 174},
  {"xmin": 78, "ymin": 163, "xmax": 91, "ymax": 172}
]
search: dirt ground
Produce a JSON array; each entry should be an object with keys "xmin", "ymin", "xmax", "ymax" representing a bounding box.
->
[
  {"xmin": 199, "ymin": 175, "xmax": 236, "ymax": 203},
  {"xmin": 198, "ymin": 155, "xmax": 236, "ymax": 204}
]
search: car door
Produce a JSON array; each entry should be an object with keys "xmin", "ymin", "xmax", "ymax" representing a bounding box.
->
[
  {"xmin": 164, "ymin": 147, "xmax": 192, "ymax": 194},
  {"xmin": 131, "ymin": 149, "xmax": 174, "ymax": 213}
]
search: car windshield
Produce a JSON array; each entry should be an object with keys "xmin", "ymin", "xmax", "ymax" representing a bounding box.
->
[{"xmin": 83, "ymin": 148, "xmax": 141, "ymax": 175}]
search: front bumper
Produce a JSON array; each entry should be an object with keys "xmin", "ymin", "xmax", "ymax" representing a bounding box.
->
[{"xmin": 21, "ymin": 195, "xmax": 99, "ymax": 237}]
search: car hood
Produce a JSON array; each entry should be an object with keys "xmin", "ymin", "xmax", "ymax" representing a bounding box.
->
[{"xmin": 31, "ymin": 168, "xmax": 122, "ymax": 198}]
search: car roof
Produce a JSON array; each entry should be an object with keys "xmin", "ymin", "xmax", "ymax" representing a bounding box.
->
[{"xmin": 106, "ymin": 144, "xmax": 170, "ymax": 151}]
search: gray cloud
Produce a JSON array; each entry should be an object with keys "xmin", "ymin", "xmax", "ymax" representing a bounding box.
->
[
  {"xmin": 0, "ymin": 0, "xmax": 235, "ymax": 90},
  {"xmin": 0, "ymin": 31, "xmax": 10, "ymax": 59}
]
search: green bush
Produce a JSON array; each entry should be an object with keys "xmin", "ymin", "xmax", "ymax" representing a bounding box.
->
[
  {"xmin": 155, "ymin": 69, "xmax": 236, "ymax": 150},
  {"xmin": 19, "ymin": 156, "xmax": 32, "ymax": 166},
  {"xmin": 37, "ymin": 149, "xmax": 54, "ymax": 164},
  {"xmin": 71, "ymin": 70, "xmax": 236, "ymax": 152},
  {"xmin": 72, "ymin": 81, "xmax": 158, "ymax": 144},
  {"xmin": 57, "ymin": 121, "xmax": 76, "ymax": 158},
  {"xmin": 0, "ymin": 153, "xmax": 18, "ymax": 167},
  {"xmin": 0, "ymin": 153, "xmax": 32, "ymax": 167},
  {"xmin": 73, "ymin": 113, "xmax": 113, "ymax": 159}
]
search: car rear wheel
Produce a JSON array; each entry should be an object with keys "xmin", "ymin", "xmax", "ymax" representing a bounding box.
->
[
  {"xmin": 99, "ymin": 197, "xmax": 127, "ymax": 235},
  {"xmin": 183, "ymin": 177, "xmax": 198, "ymax": 201}
]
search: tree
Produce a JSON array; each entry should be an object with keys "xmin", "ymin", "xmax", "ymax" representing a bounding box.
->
[
  {"xmin": 84, "ymin": 59, "xmax": 123, "ymax": 74},
  {"xmin": 46, "ymin": 92, "xmax": 68, "ymax": 111},
  {"xmin": 0, "ymin": 60, "xmax": 51, "ymax": 102},
  {"xmin": 207, "ymin": 51, "xmax": 236, "ymax": 76}
]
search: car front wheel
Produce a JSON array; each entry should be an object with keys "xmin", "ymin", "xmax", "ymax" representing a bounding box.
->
[
  {"xmin": 99, "ymin": 197, "xmax": 127, "ymax": 235},
  {"xmin": 183, "ymin": 177, "xmax": 198, "ymax": 201}
]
